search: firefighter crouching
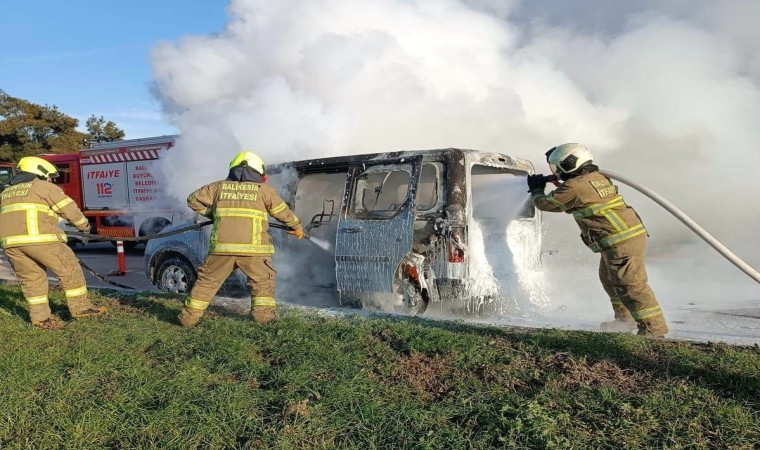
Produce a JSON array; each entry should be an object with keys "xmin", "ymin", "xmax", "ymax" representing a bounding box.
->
[
  {"xmin": 178, "ymin": 151, "xmax": 305, "ymax": 327},
  {"xmin": 0, "ymin": 157, "xmax": 106, "ymax": 328},
  {"xmin": 528, "ymin": 143, "xmax": 668, "ymax": 338}
]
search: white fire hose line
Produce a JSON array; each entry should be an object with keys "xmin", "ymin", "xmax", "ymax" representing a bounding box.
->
[{"xmin": 601, "ymin": 169, "xmax": 760, "ymax": 285}]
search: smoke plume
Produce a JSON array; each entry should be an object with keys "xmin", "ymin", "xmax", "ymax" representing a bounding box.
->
[{"xmin": 150, "ymin": 0, "xmax": 760, "ymax": 336}]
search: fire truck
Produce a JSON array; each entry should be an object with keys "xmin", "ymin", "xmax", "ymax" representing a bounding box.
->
[
  {"xmin": 40, "ymin": 135, "xmax": 184, "ymax": 247},
  {"xmin": 0, "ymin": 163, "xmax": 15, "ymax": 192}
]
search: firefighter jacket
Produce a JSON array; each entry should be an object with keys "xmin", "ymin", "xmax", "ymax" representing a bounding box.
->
[
  {"xmin": 187, "ymin": 180, "xmax": 300, "ymax": 256},
  {"xmin": 0, "ymin": 177, "xmax": 89, "ymax": 248},
  {"xmin": 531, "ymin": 170, "xmax": 647, "ymax": 253}
]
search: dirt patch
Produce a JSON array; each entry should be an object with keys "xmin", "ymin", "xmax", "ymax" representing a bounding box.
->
[
  {"xmin": 286, "ymin": 399, "xmax": 311, "ymax": 418},
  {"xmin": 33, "ymin": 317, "xmax": 66, "ymax": 330},
  {"xmin": 542, "ymin": 352, "xmax": 652, "ymax": 393},
  {"xmin": 392, "ymin": 351, "xmax": 455, "ymax": 400}
]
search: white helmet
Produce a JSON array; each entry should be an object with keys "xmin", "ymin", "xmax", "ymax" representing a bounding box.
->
[{"xmin": 546, "ymin": 143, "xmax": 593, "ymax": 175}]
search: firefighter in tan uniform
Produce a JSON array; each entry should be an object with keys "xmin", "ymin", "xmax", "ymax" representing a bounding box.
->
[
  {"xmin": 0, "ymin": 157, "xmax": 106, "ymax": 328},
  {"xmin": 528, "ymin": 143, "xmax": 668, "ymax": 337},
  {"xmin": 178, "ymin": 151, "xmax": 305, "ymax": 327}
]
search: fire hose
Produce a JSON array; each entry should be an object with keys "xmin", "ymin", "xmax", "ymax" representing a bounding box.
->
[
  {"xmin": 541, "ymin": 171, "xmax": 760, "ymax": 284},
  {"xmin": 600, "ymin": 170, "xmax": 760, "ymax": 284},
  {"xmin": 65, "ymin": 221, "xmax": 301, "ymax": 290}
]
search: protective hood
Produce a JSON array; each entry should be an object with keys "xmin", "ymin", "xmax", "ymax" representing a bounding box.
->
[
  {"xmin": 227, "ymin": 165, "xmax": 264, "ymax": 183},
  {"xmin": 10, "ymin": 172, "xmax": 38, "ymax": 184},
  {"xmin": 559, "ymin": 163, "xmax": 599, "ymax": 181}
]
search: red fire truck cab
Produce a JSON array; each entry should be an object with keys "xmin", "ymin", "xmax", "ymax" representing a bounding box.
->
[{"xmin": 41, "ymin": 135, "xmax": 184, "ymax": 247}]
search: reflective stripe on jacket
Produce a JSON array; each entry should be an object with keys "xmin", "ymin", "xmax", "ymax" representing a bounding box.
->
[
  {"xmin": 531, "ymin": 171, "xmax": 646, "ymax": 252},
  {"xmin": 0, "ymin": 179, "xmax": 89, "ymax": 248},
  {"xmin": 187, "ymin": 180, "xmax": 300, "ymax": 256}
]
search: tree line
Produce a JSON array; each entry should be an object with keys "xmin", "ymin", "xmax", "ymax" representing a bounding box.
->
[{"xmin": 0, "ymin": 89, "xmax": 126, "ymax": 163}]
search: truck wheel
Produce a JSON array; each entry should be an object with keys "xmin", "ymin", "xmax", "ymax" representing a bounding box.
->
[{"xmin": 156, "ymin": 257, "xmax": 196, "ymax": 294}]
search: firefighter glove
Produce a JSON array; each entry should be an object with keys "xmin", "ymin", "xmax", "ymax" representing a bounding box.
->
[
  {"xmin": 527, "ymin": 174, "xmax": 548, "ymax": 192},
  {"xmin": 81, "ymin": 226, "xmax": 91, "ymax": 246},
  {"xmin": 288, "ymin": 226, "xmax": 305, "ymax": 240}
]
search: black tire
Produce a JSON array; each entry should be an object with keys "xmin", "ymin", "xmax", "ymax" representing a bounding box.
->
[{"xmin": 156, "ymin": 257, "xmax": 196, "ymax": 294}]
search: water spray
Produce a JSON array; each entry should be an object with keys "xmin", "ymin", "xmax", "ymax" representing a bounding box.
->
[{"xmin": 268, "ymin": 223, "xmax": 333, "ymax": 251}]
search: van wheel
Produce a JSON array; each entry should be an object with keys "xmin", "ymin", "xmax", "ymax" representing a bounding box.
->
[
  {"xmin": 394, "ymin": 277, "xmax": 429, "ymax": 316},
  {"xmin": 156, "ymin": 257, "xmax": 196, "ymax": 294}
]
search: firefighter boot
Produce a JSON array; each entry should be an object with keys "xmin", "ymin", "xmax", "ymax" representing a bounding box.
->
[
  {"xmin": 251, "ymin": 306, "xmax": 277, "ymax": 324},
  {"xmin": 637, "ymin": 316, "xmax": 669, "ymax": 338},
  {"xmin": 178, "ymin": 307, "xmax": 205, "ymax": 327},
  {"xmin": 28, "ymin": 302, "xmax": 53, "ymax": 325},
  {"xmin": 600, "ymin": 298, "xmax": 637, "ymax": 333},
  {"xmin": 32, "ymin": 317, "xmax": 66, "ymax": 330},
  {"xmin": 68, "ymin": 295, "xmax": 107, "ymax": 319}
]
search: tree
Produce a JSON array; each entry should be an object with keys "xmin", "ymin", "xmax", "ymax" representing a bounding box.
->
[
  {"xmin": 0, "ymin": 91, "xmax": 127, "ymax": 163},
  {"xmin": 86, "ymin": 114, "xmax": 125, "ymax": 143}
]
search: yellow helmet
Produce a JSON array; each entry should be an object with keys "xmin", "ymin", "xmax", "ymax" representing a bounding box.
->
[
  {"xmin": 229, "ymin": 151, "xmax": 265, "ymax": 174},
  {"xmin": 17, "ymin": 156, "xmax": 58, "ymax": 179}
]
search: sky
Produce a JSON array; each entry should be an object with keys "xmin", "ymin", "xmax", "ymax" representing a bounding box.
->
[{"xmin": 1, "ymin": 0, "xmax": 228, "ymax": 137}]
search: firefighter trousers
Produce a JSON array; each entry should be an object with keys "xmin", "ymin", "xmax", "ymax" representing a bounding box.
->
[
  {"xmin": 178, "ymin": 254, "xmax": 277, "ymax": 327},
  {"xmin": 4, "ymin": 243, "xmax": 95, "ymax": 323},
  {"xmin": 598, "ymin": 235, "xmax": 668, "ymax": 337}
]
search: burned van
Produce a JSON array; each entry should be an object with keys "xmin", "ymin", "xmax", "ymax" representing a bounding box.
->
[{"xmin": 145, "ymin": 148, "xmax": 543, "ymax": 316}]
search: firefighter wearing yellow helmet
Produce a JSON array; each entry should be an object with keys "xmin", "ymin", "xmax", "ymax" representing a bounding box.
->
[
  {"xmin": 0, "ymin": 156, "xmax": 106, "ymax": 328},
  {"xmin": 178, "ymin": 150, "xmax": 305, "ymax": 327},
  {"xmin": 527, "ymin": 143, "xmax": 668, "ymax": 338}
]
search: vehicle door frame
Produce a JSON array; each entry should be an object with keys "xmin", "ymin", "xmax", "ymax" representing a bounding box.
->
[{"xmin": 335, "ymin": 155, "xmax": 423, "ymax": 294}]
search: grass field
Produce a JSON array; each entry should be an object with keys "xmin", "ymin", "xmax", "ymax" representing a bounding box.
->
[{"xmin": 1, "ymin": 283, "xmax": 759, "ymax": 449}]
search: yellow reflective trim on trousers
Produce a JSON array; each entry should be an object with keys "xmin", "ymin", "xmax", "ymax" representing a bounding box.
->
[
  {"xmin": 1, "ymin": 234, "xmax": 63, "ymax": 247},
  {"xmin": 51, "ymin": 198, "xmax": 73, "ymax": 212},
  {"xmin": 572, "ymin": 196, "xmax": 624, "ymax": 219},
  {"xmin": 252, "ymin": 296, "xmax": 276, "ymax": 307},
  {"xmin": 210, "ymin": 243, "xmax": 275, "ymax": 254},
  {"xmin": 186, "ymin": 297, "xmax": 211, "ymax": 310},
  {"xmin": 64, "ymin": 286, "xmax": 88, "ymax": 298},
  {"xmin": 588, "ymin": 224, "xmax": 647, "ymax": 252},
  {"xmin": 26, "ymin": 295, "xmax": 49, "ymax": 305},
  {"xmin": 214, "ymin": 208, "xmax": 268, "ymax": 220},
  {"xmin": 269, "ymin": 202, "xmax": 287, "ymax": 215},
  {"xmin": 631, "ymin": 305, "xmax": 662, "ymax": 320}
]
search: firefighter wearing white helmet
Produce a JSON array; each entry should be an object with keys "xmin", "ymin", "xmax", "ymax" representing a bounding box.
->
[
  {"xmin": 179, "ymin": 150, "xmax": 305, "ymax": 327},
  {"xmin": 0, "ymin": 156, "xmax": 106, "ymax": 328},
  {"xmin": 527, "ymin": 143, "xmax": 668, "ymax": 338}
]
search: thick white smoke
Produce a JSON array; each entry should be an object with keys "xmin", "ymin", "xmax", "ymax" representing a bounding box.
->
[{"xmin": 150, "ymin": 0, "xmax": 760, "ymax": 339}]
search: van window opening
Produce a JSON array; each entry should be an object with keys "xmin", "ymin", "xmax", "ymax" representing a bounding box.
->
[
  {"xmin": 294, "ymin": 172, "xmax": 345, "ymax": 231},
  {"xmin": 416, "ymin": 163, "xmax": 441, "ymax": 212},
  {"xmin": 350, "ymin": 167, "xmax": 411, "ymax": 219},
  {"xmin": 471, "ymin": 165, "xmax": 534, "ymax": 220}
]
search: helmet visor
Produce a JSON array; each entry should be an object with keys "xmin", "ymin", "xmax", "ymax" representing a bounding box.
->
[{"xmin": 548, "ymin": 163, "xmax": 560, "ymax": 176}]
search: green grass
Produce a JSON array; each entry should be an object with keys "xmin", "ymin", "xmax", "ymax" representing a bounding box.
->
[{"xmin": 1, "ymin": 283, "xmax": 759, "ymax": 449}]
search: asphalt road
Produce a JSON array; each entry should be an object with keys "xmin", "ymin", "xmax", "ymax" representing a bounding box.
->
[{"xmin": 0, "ymin": 242, "xmax": 157, "ymax": 292}]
